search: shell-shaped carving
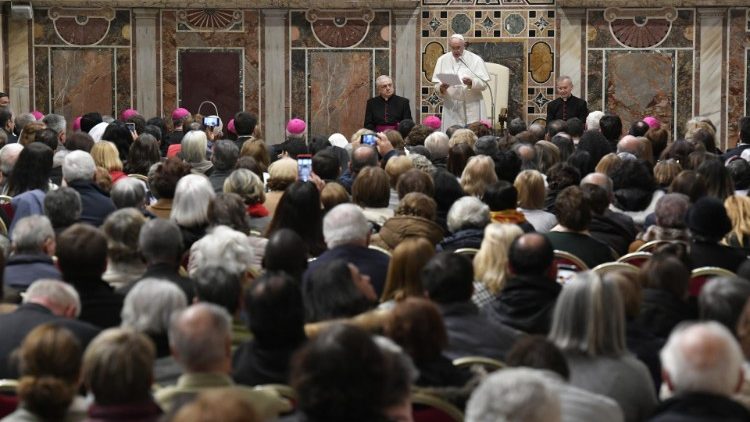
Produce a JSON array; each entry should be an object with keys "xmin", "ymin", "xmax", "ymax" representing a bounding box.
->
[
  {"xmin": 529, "ymin": 42, "xmax": 553, "ymax": 84},
  {"xmin": 178, "ymin": 9, "xmax": 242, "ymax": 30},
  {"xmin": 311, "ymin": 19, "xmax": 368, "ymax": 48},
  {"xmin": 611, "ymin": 19, "xmax": 671, "ymax": 48},
  {"xmin": 422, "ymin": 41, "xmax": 445, "ymax": 83}
]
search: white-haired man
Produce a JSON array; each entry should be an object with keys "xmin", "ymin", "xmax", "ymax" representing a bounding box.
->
[
  {"xmin": 467, "ymin": 367, "xmax": 561, "ymax": 422},
  {"xmin": 649, "ymin": 321, "xmax": 750, "ymax": 421},
  {"xmin": 0, "ymin": 279, "xmax": 101, "ymax": 379},
  {"xmin": 302, "ymin": 203, "xmax": 390, "ymax": 296},
  {"xmin": 62, "ymin": 150, "xmax": 115, "ymax": 226},
  {"xmin": 431, "ymin": 34, "xmax": 489, "ymax": 130},
  {"xmin": 546, "ymin": 76, "xmax": 589, "ymax": 123},
  {"xmin": 364, "ymin": 75, "xmax": 412, "ymax": 132}
]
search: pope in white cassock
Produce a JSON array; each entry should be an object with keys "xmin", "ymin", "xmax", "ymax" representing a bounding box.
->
[{"xmin": 431, "ymin": 34, "xmax": 490, "ymax": 131}]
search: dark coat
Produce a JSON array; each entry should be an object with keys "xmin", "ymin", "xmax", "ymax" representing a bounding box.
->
[
  {"xmin": 232, "ymin": 339, "xmax": 305, "ymax": 387},
  {"xmin": 439, "ymin": 301, "xmax": 521, "ymax": 361},
  {"xmin": 482, "ymin": 273, "xmax": 561, "ymax": 335},
  {"xmin": 636, "ymin": 289, "xmax": 697, "ymax": 339},
  {"xmin": 303, "ymin": 245, "xmax": 390, "ymax": 297},
  {"xmin": 436, "ymin": 228, "xmax": 484, "ymax": 252},
  {"xmin": 545, "ymin": 95, "xmax": 589, "ymax": 122},
  {"xmin": 119, "ymin": 263, "xmax": 195, "ymax": 303},
  {"xmin": 689, "ymin": 240, "xmax": 747, "ymax": 272},
  {"xmin": 0, "ymin": 303, "xmax": 100, "ymax": 379},
  {"xmin": 74, "ymin": 277, "xmax": 125, "ymax": 329},
  {"xmin": 546, "ymin": 231, "xmax": 617, "ymax": 268},
  {"xmin": 647, "ymin": 392, "xmax": 750, "ymax": 422},
  {"xmin": 68, "ymin": 180, "xmax": 116, "ymax": 227},
  {"xmin": 3, "ymin": 254, "xmax": 62, "ymax": 290},
  {"xmin": 589, "ymin": 210, "xmax": 638, "ymax": 257}
]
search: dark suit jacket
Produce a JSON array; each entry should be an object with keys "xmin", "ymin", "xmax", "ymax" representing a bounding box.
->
[
  {"xmin": 68, "ymin": 180, "xmax": 116, "ymax": 227},
  {"xmin": 689, "ymin": 240, "xmax": 747, "ymax": 272},
  {"xmin": 439, "ymin": 301, "xmax": 521, "ymax": 361},
  {"xmin": 74, "ymin": 278, "xmax": 125, "ymax": 329},
  {"xmin": 483, "ymin": 273, "xmax": 561, "ymax": 335},
  {"xmin": 0, "ymin": 303, "xmax": 101, "ymax": 379},
  {"xmin": 546, "ymin": 95, "xmax": 589, "ymax": 122},
  {"xmin": 364, "ymin": 95, "xmax": 412, "ymax": 130},
  {"xmin": 303, "ymin": 245, "xmax": 390, "ymax": 297},
  {"xmin": 119, "ymin": 262, "xmax": 195, "ymax": 303}
]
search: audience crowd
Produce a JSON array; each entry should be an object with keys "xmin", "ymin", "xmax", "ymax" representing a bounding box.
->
[{"xmin": 0, "ymin": 94, "xmax": 749, "ymax": 421}]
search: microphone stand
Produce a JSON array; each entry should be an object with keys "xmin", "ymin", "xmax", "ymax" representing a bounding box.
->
[{"xmin": 459, "ymin": 56, "xmax": 495, "ymax": 135}]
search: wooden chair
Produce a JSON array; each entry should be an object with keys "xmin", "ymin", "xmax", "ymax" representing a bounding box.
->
[
  {"xmin": 412, "ymin": 391, "xmax": 464, "ymax": 422},
  {"xmin": 368, "ymin": 244, "xmax": 392, "ymax": 257},
  {"xmin": 452, "ymin": 356, "xmax": 505, "ymax": 372},
  {"xmin": 617, "ymin": 252, "xmax": 652, "ymax": 268},
  {"xmin": 688, "ymin": 267, "xmax": 735, "ymax": 297},
  {"xmin": 636, "ymin": 240, "xmax": 684, "ymax": 253},
  {"xmin": 453, "ymin": 248, "xmax": 480, "ymax": 259},
  {"xmin": 553, "ymin": 250, "xmax": 588, "ymax": 285},
  {"xmin": 0, "ymin": 379, "xmax": 18, "ymax": 394},
  {"xmin": 592, "ymin": 262, "xmax": 639, "ymax": 277}
]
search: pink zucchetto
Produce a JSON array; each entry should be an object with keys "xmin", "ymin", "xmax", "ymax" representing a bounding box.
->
[
  {"xmin": 120, "ymin": 108, "xmax": 138, "ymax": 121},
  {"xmin": 31, "ymin": 111, "xmax": 44, "ymax": 120},
  {"xmin": 227, "ymin": 119, "xmax": 237, "ymax": 135},
  {"xmin": 423, "ymin": 115, "xmax": 442, "ymax": 130},
  {"xmin": 286, "ymin": 118, "xmax": 307, "ymax": 135},
  {"xmin": 171, "ymin": 108, "xmax": 191, "ymax": 121},
  {"xmin": 72, "ymin": 116, "xmax": 82, "ymax": 131},
  {"xmin": 643, "ymin": 116, "xmax": 661, "ymax": 129}
]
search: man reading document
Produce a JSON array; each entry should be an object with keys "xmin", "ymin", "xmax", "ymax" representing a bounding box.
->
[{"xmin": 432, "ymin": 34, "xmax": 490, "ymax": 130}]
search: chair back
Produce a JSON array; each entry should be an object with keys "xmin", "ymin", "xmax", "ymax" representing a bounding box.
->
[
  {"xmin": 636, "ymin": 239, "xmax": 684, "ymax": 253},
  {"xmin": 368, "ymin": 244, "xmax": 392, "ymax": 257},
  {"xmin": 453, "ymin": 248, "xmax": 479, "ymax": 259},
  {"xmin": 412, "ymin": 391, "xmax": 464, "ymax": 422},
  {"xmin": 617, "ymin": 252, "xmax": 652, "ymax": 268},
  {"xmin": 592, "ymin": 262, "xmax": 639, "ymax": 277},
  {"xmin": 482, "ymin": 63, "xmax": 510, "ymax": 125},
  {"xmin": 553, "ymin": 250, "xmax": 588, "ymax": 284},
  {"xmin": 453, "ymin": 356, "xmax": 505, "ymax": 372},
  {"xmin": 688, "ymin": 267, "xmax": 735, "ymax": 296}
]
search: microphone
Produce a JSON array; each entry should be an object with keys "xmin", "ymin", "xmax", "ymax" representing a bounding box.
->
[{"xmin": 459, "ymin": 56, "xmax": 495, "ymax": 134}]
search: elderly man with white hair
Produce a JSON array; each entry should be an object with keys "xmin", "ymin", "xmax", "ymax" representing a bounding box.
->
[
  {"xmin": 0, "ymin": 279, "xmax": 101, "ymax": 379},
  {"xmin": 0, "ymin": 143, "xmax": 23, "ymax": 195},
  {"xmin": 4, "ymin": 215, "xmax": 60, "ymax": 295},
  {"xmin": 432, "ymin": 34, "xmax": 489, "ymax": 130},
  {"xmin": 364, "ymin": 74, "xmax": 412, "ymax": 132},
  {"xmin": 62, "ymin": 150, "xmax": 115, "ymax": 226},
  {"xmin": 188, "ymin": 225, "xmax": 256, "ymax": 281},
  {"xmin": 437, "ymin": 196, "xmax": 489, "ymax": 251},
  {"xmin": 302, "ymin": 203, "xmax": 390, "ymax": 296},
  {"xmin": 467, "ymin": 367, "xmax": 561, "ymax": 422},
  {"xmin": 650, "ymin": 321, "xmax": 750, "ymax": 421}
]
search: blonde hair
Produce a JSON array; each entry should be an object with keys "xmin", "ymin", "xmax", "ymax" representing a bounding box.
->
[
  {"xmin": 473, "ymin": 223, "xmax": 524, "ymax": 294},
  {"xmin": 240, "ymin": 139, "xmax": 270, "ymax": 169},
  {"xmin": 515, "ymin": 169, "xmax": 546, "ymax": 209},
  {"xmin": 381, "ymin": 237, "xmax": 435, "ymax": 302},
  {"xmin": 385, "ymin": 155, "xmax": 414, "ymax": 188},
  {"xmin": 448, "ymin": 128, "xmax": 478, "ymax": 148},
  {"xmin": 224, "ymin": 168, "xmax": 266, "ymax": 204},
  {"xmin": 19, "ymin": 122, "xmax": 46, "ymax": 147},
  {"xmin": 460, "ymin": 155, "xmax": 498, "ymax": 197},
  {"xmin": 267, "ymin": 157, "xmax": 297, "ymax": 191},
  {"xmin": 724, "ymin": 195, "xmax": 750, "ymax": 247},
  {"xmin": 595, "ymin": 152, "xmax": 621, "ymax": 176},
  {"xmin": 90, "ymin": 141, "xmax": 123, "ymax": 172}
]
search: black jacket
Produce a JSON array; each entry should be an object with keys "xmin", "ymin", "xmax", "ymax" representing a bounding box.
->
[
  {"xmin": 589, "ymin": 210, "xmax": 638, "ymax": 257},
  {"xmin": 364, "ymin": 95, "xmax": 412, "ymax": 131},
  {"xmin": 439, "ymin": 301, "xmax": 521, "ymax": 361},
  {"xmin": 483, "ymin": 273, "xmax": 561, "ymax": 335},
  {"xmin": 647, "ymin": 392, "xmax": 750, "ymax": 422},
  {"xmin": 545, "ymin": 95, "xmax": 588, "ymax": 122},
  {"xmin": 636, "ymin": 288, "xmax": 697, "ymax": 339}
]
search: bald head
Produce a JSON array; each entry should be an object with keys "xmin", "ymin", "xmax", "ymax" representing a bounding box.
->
[
  {"xmin": 661, "ymin": 321, "xmax": 743, "ymax": 396},
  {"xmin": 351, "ymin": 145, "xmax": 378, "ymax": 175},
  {"xmin": 509, "ymin": 233, "xmax": 554, "ymax": 276},
  {"xmin": 169, "ymin": 303, "xmax": 232, "ymax": 373},
  {"xmin": 617, "ymin": 135, "xmax": 643, "ymax": 158},
  {"xmin": 580, "ymin": 172, "xmax": 613, "ymax": 196}
]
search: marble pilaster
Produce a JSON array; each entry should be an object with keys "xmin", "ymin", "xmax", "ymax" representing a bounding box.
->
[
  {"xmin": 558, "ymin": 8, "xmax": 585, "ymax": 98},
  {"xmin": 263, "ymin": 9, "xmax": 287, "ymax": 146},
  {"xmin": 393, "ymin": 8, "xmax": 418, "ymax": 118},
  {"xmin": 697, "ymin": 8, "xmax": 725, "ymax": 144},
  {"xmin": 134, "ymin": 8, "xmax": 159, "ymax": 119},
  {"xmin": 8, "ymin": 16, "xmax": 31, "ymax": 113},
  {"xmin": 0, "ymin": 9, "xmax": 5, "ymax": 93}
]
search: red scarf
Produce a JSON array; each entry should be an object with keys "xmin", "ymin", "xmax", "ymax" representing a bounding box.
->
[{"xmin": 246, "ymin": 203, "xmax": 269, "ymax": 218}]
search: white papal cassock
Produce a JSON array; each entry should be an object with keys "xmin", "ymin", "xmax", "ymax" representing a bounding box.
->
[{"xmin": 431, "ymin": 49, "xmax": 489, "ymax": 131}]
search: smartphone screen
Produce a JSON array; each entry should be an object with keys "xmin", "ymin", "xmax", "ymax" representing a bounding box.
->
[
  {"xmin": 362, "ymin": 134, "xmax": 377, "ymax": 146},
  {"xmin": 203, "ymin": 116, "xmax": 219, "ymax": 127},
  {"xmin": 126, "ymin": 122, "xmax": 136, "ymax": 133},
  {"xmin": 297, "ymin": 154, "xmax": 312, "ymax": 182}
]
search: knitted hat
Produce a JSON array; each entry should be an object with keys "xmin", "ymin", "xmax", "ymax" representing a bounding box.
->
[
  {"xmin": 423, "ymin": 115, "xmax": 441, "ymax": 130},
  {"xmin": 227, "ymin": 119, "xmax": 236, "ymax": 135},
  {"xmin": 120, "ymin": 108, "xmax": 138, "ymax": 120},
  {"xmin": 328, "ymin": 133, "xmax": 348, "ymax": 148},
  {"xmin": 31, "ymin": 111, "xmax": 44, "ymax": 120},
  {"xmin": 686, "ymin": 196, "xmax": 732, "ymax": 240},
  {"xmin": 286, "ymin": 118, "xmax": 306, "ymax": 135},
  {"xmin": 643, "ymin": 116, "xmax": 661, "ymax": 129},
  {"xmin": 72, "ymin": 116, "xmax": 82, "ymax": 132},
  {"xmin": 171, "ymin": 107, "xmax": 190, "ymax": 121}
]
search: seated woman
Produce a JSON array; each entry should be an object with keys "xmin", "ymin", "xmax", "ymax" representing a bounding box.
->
[
  {"xmin": 90, "ymin": 141, "xmax": 126, "ymax": 184},
  {"xmin": 549, "ymin": 271, "xmax": 657, "ymax": 422},
  {"xmin": 146, "ymin": 157, "xmax": 192, "ymax": 219},
  {"xmin": 437, "ymin": 196, "xmax": 489, "ymax": 251},
  {"xmin": 223, "ymin": 168, "xmax": 271, "ymax": 233},
  {"xmin": 514, "ymin": 169, "xmax": 557, "ymax": 233},
  {"xmin": 370, "ymin": 192, "xmax": 444, "ymax": 252},
  {"xmin": 472, "ymin": 223, "xmax": 524, "ymax": 307},
  {"xmin": 379, "ymin": 237, "xmax": 435, "ymax": 309},
  {"xmin": 303, "ymin": 259, "xmax": 377, "ymax": 323},
  {"xmin": 629, "ymin": 193, "xmax": 691, "ymax": 252},
  {"xmin": 352, "ymin": 166, "xmax": 393, "ymax": 230},
  {"xmin": 170, "ymin": 174, "xmax": 216, "ymax": 251},
  {"xmin": 265, "ymin": 181, "xmax": 326, "ymax": 257},
  {"xmin": 724, "ymin": 194, "xmax": 750, "ymax": 255},
  {"xmin": 101, "ymin": 208, "xmax": 147, "ymax": 290},
  {"xmin": 2, "ymin": 324, "xmax": 86, "ymax": 422},
  {"xmin": 384, "ymin": 297, "xmax": 475, "ymax": 406}
]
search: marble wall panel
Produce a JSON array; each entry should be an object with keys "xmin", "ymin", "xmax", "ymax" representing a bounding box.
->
[
  {"xmin": 605, "ymin": 51, "xmax": 674, "ymax": 137},
  {"xmin": 33, "ymin": 48, "xmax": 50, "ymax": 113},
  {"xmin": 290, "ymin": 49, "xmax": 307, "ymax": 121},
  {"xmin": 33, "ymin": 9, "xmax": 131, "ymax": 47},
  {"xmin": 307, "ymin": 51, "xmax": 372, "ymax": 137},
  {"xmin": 469, "ymin": 41, "xmax": 526, "ymax": 121},
  {"xmin": 726, "ymin": 8, "xmax": 750, "ymax": 146},
  {"xmin": 586, "ymin": 50, "xmax": 603, "ymax": 111},
  {"xmin": 50, "ymin": 49, "xmax": 114, "ymax": 118},
  {"xmin": 178, "ymin": 50, "xmax": 242, "ymax": 125},
  {"xmin": 160, "ymin": 10, "xmax": 260, "ymax": 122},
  {"xmin": 676, "ymin": 50, "xmax": 694, "ymax": 140}
]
